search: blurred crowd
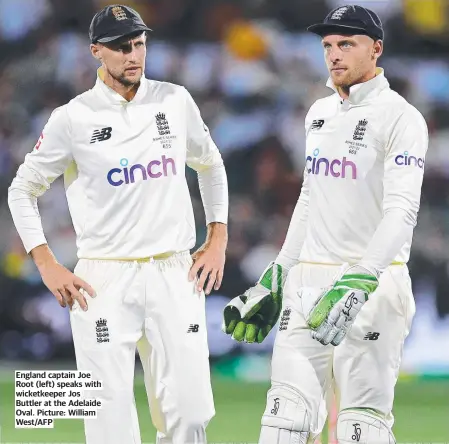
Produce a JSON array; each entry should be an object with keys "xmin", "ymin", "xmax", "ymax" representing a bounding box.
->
[{"xmin": 1, "ymin": 0, "xmax": 449, "ymax": 363}]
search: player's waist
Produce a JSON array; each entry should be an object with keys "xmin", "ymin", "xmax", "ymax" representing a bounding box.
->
[
  {"xmin": 78, "ymin": 251, "xmax": 189, "ymax": 263},
  {"xmin": 298, "ymin": 260, "xmax": 405, "ymax": 267}
]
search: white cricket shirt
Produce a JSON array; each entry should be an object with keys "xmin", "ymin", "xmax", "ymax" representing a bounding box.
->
[
  {"xmin": 277, "ymin": 68, "xmax": 428, "ymax": 271},
  {"xmin": 8, "ymin": 71, "xmax": 228, "ymax": 259}
]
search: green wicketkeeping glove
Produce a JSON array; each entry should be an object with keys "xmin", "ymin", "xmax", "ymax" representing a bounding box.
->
[
  {"xmin": 303, "ymin": 263, "xmax": 379, "ymax": 346},
  {"xmin": 222, "ymin": 262, "xmax": 288, "ymax": 343}
]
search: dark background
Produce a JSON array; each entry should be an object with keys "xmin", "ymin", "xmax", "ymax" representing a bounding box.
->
[{"xmin": 0, "ymin": 0, "xmax": 448, "ymax": 374}]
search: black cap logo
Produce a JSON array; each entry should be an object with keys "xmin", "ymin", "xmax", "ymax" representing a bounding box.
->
[
  {"xmin": 111, "ymin": 6, "xmax": 127, "ymax": 21},
  {"xmin": 306, "ymin": 5, "xmax": 384, "ymax": 41},
  {"xmin": 89, "ymin": 4, "xmax": 152, "ymax": 43},
  {"xmin": 330, "ymin": 6, "xmax": 350, "ymax": 20}
]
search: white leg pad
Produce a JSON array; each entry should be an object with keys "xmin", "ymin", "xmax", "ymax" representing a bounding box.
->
[
  {"xmin": 337, "ymin": 409, "xmax": 396, "ymax": 443},
  {"xmin": 259, "ymin": 385, "xmax": 311, "ymax": 444}
]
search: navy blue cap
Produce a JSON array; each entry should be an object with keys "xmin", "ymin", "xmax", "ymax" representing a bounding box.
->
[
  {"xmin": 307, "ymin": 5, "xmax": 383, "ymax": 41},
  {"xmin": 89, "ymin": 4, "xmax": 152, "ymax": 44}
]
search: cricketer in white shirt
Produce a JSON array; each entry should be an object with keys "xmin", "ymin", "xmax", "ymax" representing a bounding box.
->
[
  {"xmin": 8, "ymin": 31, "xmax": 228, "ymax": 444},
  {"xmin": 267, "ymin": 67, "xmax": 428, "ymax": 440},
  {"xmin": 9, "ymin": 71, "xmax": 227, "ymax": 260},
  {"xmin": 223, "ymin": 24, "xmax": 428, "ymax": 444}
]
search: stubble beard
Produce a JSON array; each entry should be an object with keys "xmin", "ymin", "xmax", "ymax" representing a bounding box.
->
[{"xmin": 111, "ymin": 69, "xmax": 140, "ymax": 88}]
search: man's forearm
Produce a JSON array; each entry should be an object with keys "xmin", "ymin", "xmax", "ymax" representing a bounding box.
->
[
  {"xmin": 205, "ymin": 222, "xmax": 228, "ymax": 249},
  {"xmin": 30, "ymin": 244, "xmax": 58, "ymax": 271},
  {"xmin": 197, "ymin": 163, "xmax": 228, "ymax": 226},
  {"xmin": 8, "ymin": 165, "xmax": 49, "ymax": 254},
  {"xmin": 360, "ymin": 208, "xmax": 415, "ymax": 275},
  {"xmin": 275, "ymin": 194, "xmax": 309, "ymax": 271}
]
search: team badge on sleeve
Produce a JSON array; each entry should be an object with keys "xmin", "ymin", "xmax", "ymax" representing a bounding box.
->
[{"xmin": 34, "ymin": 133, "xmax": 44, "ymax": 151}]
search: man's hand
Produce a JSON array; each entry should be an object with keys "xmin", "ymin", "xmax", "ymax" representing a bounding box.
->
[
  {"xmin": 188, "ymin": 222, "xmax": 227, "ymax": 295},
  {"xmin": 303, "ymin": 264, "xmax": 379, "ymax": 346},
  {"xmin": 222, "ymin": 262, "xmax": 288, "ymax": 343},
  {"xmin": 31, "ymin": 245, "xmax": 96, "ymax": 310}
]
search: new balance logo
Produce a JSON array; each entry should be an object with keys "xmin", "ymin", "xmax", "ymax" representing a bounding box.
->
[
  {"xmin": 363, "ymin": 332, "xmax": 380, "ymax": 341},
  {"xmin": 311, "ymin": 119, "xmax": 324, "ymax": 130},
  {"xmin": 91, "ymin": 127, "xmax": 112, "ymax": 143},
  {"xmin": 187, "ymin": 324, "xmax": 199, "ymax": 333}
]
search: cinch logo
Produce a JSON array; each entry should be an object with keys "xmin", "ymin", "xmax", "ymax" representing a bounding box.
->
[
  {"xmin": 107, "ymin": 155, "xmax": 177, "ymax": 187},
  {"xmin": 306, "ymin": 148, "xmax": 357, "ymax": 179},
  {"xmin": 394, "ymin": 151, "xmax": 424, "ymax": 169}
]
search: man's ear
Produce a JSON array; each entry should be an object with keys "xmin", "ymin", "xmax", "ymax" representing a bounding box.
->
[
  {"xmin": 373, "ymin": 40, "xmax": 383, "ymax": 60},
  {"xmin": 90, "ymin": 44, "xmax": 102, "ymax": 61}
]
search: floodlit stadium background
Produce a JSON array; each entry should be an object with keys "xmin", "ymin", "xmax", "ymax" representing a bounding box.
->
[{"xmin": 0, "ymin": 0, "xmax": 448, "ymax": 442}]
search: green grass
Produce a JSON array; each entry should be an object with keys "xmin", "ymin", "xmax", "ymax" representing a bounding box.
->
[{"xmin": 1, "ymin": 375, "xmax": 448, "ymax": 443}]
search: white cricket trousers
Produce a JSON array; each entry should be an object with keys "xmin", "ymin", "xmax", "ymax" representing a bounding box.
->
[
  {"xmin": 266, "ymin": 262, "xmax": 415, "ymax": 438},
  {"xmin": 69, "ymin": 252, "xmax": 215, "ymax": 444}
]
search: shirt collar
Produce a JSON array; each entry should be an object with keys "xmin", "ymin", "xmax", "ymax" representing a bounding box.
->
[
  {"xmin": 326, "ymin": 67, "xmax": 389, "ymax": 104},
  {"xmin": 94, "ymin": 67, "xmax": 148, "ymax": 105}
]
